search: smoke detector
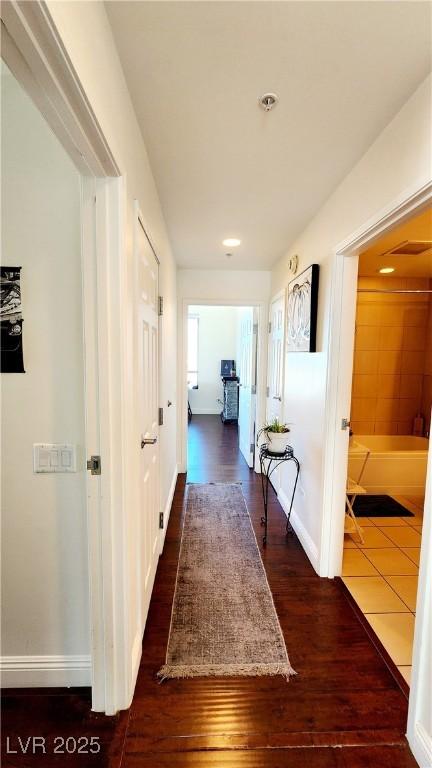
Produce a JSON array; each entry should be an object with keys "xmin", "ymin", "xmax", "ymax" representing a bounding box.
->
[{"xmin": 258, "ymin": 92, "xmax": 279, "ymax": 111}]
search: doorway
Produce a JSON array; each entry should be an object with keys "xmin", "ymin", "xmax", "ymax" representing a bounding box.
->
[
  {"xmin": 135, "ymin": 210, "xmax": 161, "ymax": 638},
  {"xmin": 341, "ymin": 205, "xmax": 431, "ymax": 688},
  {"xmin": 264, "ymin": 289, "xmax": 287, "ymax": 496},
  {"xmin": 185, "ymin": 304, "xmax": 258, "ymax": 478},
  {"xmin": 1, "ymin": 4, "xmax": 134, "ymax": 714},
  {"xmin": 1, "ymin": 58, "xmax": 89, "ymax": 686},
  {"xmin": 322, "ymin": 186, "xmax": 432, "ymax": 766}
]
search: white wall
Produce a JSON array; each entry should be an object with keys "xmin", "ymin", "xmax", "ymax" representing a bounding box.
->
[
  {"xmin": 408, "ymin": 441, "xmax": 432, "ymax": 768},
  {"xmin": 178, "ymin": 269, "xmax": 271, "ymax": 304},
  {"xmin": 271, "ymin": 75, "xmax": 432, "ymax": 759},
  {"xmin": 45, "ymin": 0, "xmax": 178, "ymax": 531},
  {"xmin": 29, "ymin": 1, "xmax": 179, "ymax": 701},
  {"xmin": 1, "ymin": 64, "xmax": 90, "ymax": 684},
  {"xmin": 188, "ymin": 305, "xmax": 239, "ymax": 414},
  {"xmin": 271, "ymin": 74, "xmax": 432, "ymax": 574}
]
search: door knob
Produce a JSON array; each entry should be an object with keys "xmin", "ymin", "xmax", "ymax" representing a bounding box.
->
[
  {"xmin": 273, "ymin": 396, "xmax": 282, "ymax": 401},
  {"xmin": 141, "ymin": 436, "xmax": 158, "ymax": 448}
]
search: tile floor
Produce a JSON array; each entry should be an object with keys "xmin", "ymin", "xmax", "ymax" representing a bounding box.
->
[{"xmin": 342, "ymin": 494, "xmax": 424, "ymax": 687}]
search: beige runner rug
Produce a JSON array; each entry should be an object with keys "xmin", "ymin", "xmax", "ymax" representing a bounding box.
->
[{"xmin": 158, "ymin": 483, "xmax": 296, "ymax": 681}]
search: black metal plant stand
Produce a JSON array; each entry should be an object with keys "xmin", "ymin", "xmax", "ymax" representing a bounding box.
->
[{"xmin": 259, "ymin": 443, "xmax": 300, "ymax": 545}]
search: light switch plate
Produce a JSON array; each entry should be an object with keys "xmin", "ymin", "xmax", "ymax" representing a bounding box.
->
[{"xmin": 33, "ymin": 444, "xmax": 77, "ymax": 473}]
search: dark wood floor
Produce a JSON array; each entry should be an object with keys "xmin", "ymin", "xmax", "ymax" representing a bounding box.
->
[{"xmin": 1, "ymin": 415, "xmax": 418, "ymax": 767}]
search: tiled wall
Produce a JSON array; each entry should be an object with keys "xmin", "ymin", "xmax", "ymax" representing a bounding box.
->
[
  {"xmin": 351, "ymin": 276, "xmax": 431, "ymax": 436},
  {"xmin": 421, "ymin": 278, "xmax": 432, "ymax": 434}
]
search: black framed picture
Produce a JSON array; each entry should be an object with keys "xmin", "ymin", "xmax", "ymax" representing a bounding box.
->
[
  {"xmin": 1, "ymin": 266, "xmax": 25, "ymax": 373},
  {"xmin": 286, "ymin": 264, "xmax": 319, "ymax": 353}
]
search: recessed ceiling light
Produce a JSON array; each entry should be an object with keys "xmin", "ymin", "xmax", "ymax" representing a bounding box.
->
[
  {"xmin": 379, "ymin": 267, "xmax": 395, "ymax": 274},
  {"xmin": 222, "ymin": 238, "xmax": 241, "ymax": 247}
]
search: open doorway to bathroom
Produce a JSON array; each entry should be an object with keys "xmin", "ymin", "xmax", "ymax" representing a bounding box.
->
[
  {"xmin": 342, "ymin": 205, "xmax": 432, "ymax": 689},
  {"xmin": 186, "ymin": 305, "xmax": 258, "ymax": 482}
]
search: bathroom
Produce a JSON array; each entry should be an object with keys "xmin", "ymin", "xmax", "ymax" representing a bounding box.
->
[{"xmin": 342, "ymin": 206, "xmax": 431, "ymax": 688}]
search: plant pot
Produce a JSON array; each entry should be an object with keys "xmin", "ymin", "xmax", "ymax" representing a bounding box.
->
[{"xmin": 266, "ymin": 431, "xmax": 290, "ymax": 454}]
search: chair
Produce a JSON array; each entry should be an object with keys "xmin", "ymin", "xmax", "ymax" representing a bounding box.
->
[
  {"xmin": 345, "ymin": 443, "xmax": 371, "ymax": 544},
  {"xmin": 345, "ymin": 478, "xmax": 366, "ymax": 543}
]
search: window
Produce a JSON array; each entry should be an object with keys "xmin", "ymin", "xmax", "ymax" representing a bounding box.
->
[{"xmin": 187, "ymin": 315, "xmax": 199, "ymax": 389}]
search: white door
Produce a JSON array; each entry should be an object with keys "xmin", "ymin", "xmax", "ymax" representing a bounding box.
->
[
  {"xmin": 238, "ymin": 307, "xmax": 258, "ymax": 467},
  {"xmin": 266, "ymin": 292, "xmax": 285, "ymax": 424},
  {"xmin": 137, "ymin": 218, "xmax": 160, "ymax": 628},
  {"xmin": 265, "ymin": 293, "xmax": 286, "ymax": 493}
]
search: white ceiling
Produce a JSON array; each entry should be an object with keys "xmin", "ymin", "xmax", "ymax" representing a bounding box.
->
[{"xmin": 106, "ymin": 1, "xmax": 432, "ymax": 270}]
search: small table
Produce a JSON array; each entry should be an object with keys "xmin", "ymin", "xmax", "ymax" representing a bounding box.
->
[{"xmin": 259, "ymin": 444, "xmax": 300, "ymax": 545}]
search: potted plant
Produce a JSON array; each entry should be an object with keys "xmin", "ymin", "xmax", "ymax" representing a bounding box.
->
[{"xmin": 257, "ymin": 418, "xmax": 291, "ymax": 454}]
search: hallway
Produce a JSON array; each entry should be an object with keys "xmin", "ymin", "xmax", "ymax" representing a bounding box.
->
[
  {"xmin": 187, "ymin": 414, "xmax": 252, "ymax": 483},
  {"xmin": 1, "ymin": 416, "xmax": 418, "ymax": 766}
]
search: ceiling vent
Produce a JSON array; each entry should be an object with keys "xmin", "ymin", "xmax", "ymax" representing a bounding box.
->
[{"xmin": 383, "ymin": 240, "xmax": 432, "ymax": 256}]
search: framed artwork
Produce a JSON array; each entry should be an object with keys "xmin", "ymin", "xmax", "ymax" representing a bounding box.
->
[
  {"xmin": 286, "ymin": 264, "xmax": 319, "ymax": 353},
  {"xmin": 1, "ymin": 266, "xmax": 25, "ymax": 372}
]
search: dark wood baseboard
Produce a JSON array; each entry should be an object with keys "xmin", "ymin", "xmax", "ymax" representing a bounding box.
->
[{"xmin": 1, "ymin": 686, "xmax": 92, "ymax": 697}]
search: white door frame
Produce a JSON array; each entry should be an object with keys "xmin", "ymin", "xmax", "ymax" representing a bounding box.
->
[
  {"xmin": 266, "ymin": 287, "xmax": 287, "ymax": 420},
  {"xmin": 320, "ymin": 178, "xmax": 432, "ymax": 766},
  {"xmin": 179, "ymin": 299, "xmax": 267, "ymax": 474},
  {"xmin": 265, "ymin": 289, "xmax": 287, "ymax": 495},
  {"xmin": 321, "ymin": 178, "xmax": 432, "ymax": 578},
  {"xmin": 238, "ymin": 306, "xmax": 259, "ymax": 468},
  {"xmin": 129, "ymin": 202, "xmax": 162, "ymax": 691},
  {"xmin": 2, "ymin": 1, "xmax": 130, "ymax": 714}
]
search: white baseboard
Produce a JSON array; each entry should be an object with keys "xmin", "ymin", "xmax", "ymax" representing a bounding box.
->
[
  {"xmin": 129, "ymin": 629, "xmax": 143, "ymax": 708},
  {"xmin": 190, "ymin": 408, "xmax": 220, "ymax": 415},
  {"xmin": 278, "ymin": 489, "xmax": 320, "ymax": 574},
  {"xmin": 0, "ymin": 655, "xmax": 91, "ymax": 688},
  {"xmin": 408, "ymin": 722, "xmax": 432, "ymax": 768},
  {"xmin": 159, "ymin": 463, "xmax": 179, "ymax": 554}
]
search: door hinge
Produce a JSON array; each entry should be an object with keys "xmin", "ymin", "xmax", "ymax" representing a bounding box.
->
[
  {"xmin": 341, "ymin": 418, "xmax": 351, "ymax": 431},
  {"xmin": 268, "ymin": 321, "xmax": 271, "ymax": 333},
  {"xmin": 250, "ymin": 443, "xmax": 255, "ymax": 454},
  {"xmin": 158, "ymin": 407, "xmax": 164, "ymax": 426},
  {"xmin": 253, "ymin": 323, "xmax": 258, "ymax": 335},
  {"xmin": 159, "ymin": 511, "xmax": 164, "ymax": 529},
  {"xmin": 251, "ymin": 384, "xmax": 257, "ymax": 395},
  {"xmin": 86, "ymin": 455, "xmax": 101, "ymax": 475},
  {"xmin": 158, "ymin": 295, "xmax": 163, "ymax": 316},
  {"xmin": 266, "ymin": 385, "xmax": 270, "ymax": 397}
]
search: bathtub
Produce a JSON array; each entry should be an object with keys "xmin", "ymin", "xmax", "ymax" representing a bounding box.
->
[{"xmin": 348, "ymin": 434, "xmax": 429, "ymax": 497}]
